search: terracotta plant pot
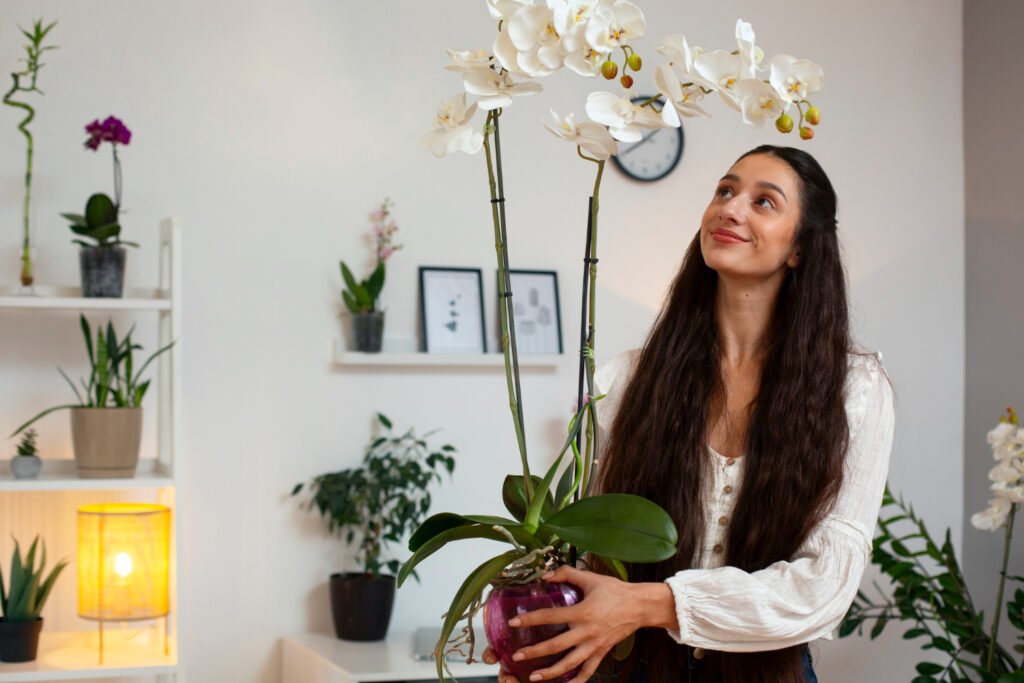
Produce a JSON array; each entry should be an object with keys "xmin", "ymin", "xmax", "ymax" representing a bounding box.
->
[
  {"xmin": 70, "ymin": 407, "xmax": 142, "ymax": 478},
  {"xmin": 0, "ymin": 618, "xmax": 43, "ymax": 663},
  {"xmin": 329, "ymin": 573, "xmax": 396, "ymax": 641},
  {"xmin": 483, "ymin": 582, "xmax": 584, "ymax": 683}
]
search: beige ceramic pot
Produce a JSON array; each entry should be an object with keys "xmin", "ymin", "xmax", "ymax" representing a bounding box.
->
[{"xmin": 70, "ymin": 407, "xmax": 142, "ymax": 478}]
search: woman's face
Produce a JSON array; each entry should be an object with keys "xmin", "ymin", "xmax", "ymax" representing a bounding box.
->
[{"xmin": 699, "ymin": 153, "xmax": 802, "ymax": 283}]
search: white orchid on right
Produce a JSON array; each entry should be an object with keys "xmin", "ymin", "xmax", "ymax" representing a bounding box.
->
[
  {"xmin": 419, "ymin": 93, "xmax": 484, "ymax": 158},
  {"xmin": 654, "ymin": 63, "xmax": 710, "ymax": 125},
  {"xmin": 972, "ymin": 407, "xmax": 1024, "ymax": 531},
  {"xmin": 507, "ymin": 2, "xmax": 567, "ymax": 77},
  {"xmin": 585, "ymin": 91, "xmax": 663, "ymax": 142},
  {"xmin": 543, "ymin": 109, "xmax": 618, "ymax": 159},
  {"xmin": 585, "ymin": 0, "xmax": 646, "ymax": 53},
  {"xmin": 462, "ymin": 66, "xmax": 543, "ymax": 110}
]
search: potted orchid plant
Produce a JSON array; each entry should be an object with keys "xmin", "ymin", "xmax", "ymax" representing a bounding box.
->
[
  {"xmin": 409, "ymin": 2, "xmax": 826, "ymax": 681},
  {"xmin": 2, "ymin": 18, "xmax": 57, "ymax": 292},
  {"xmin": 340, "ymin": 198, "xmax": 403, "ymax": 352},
  {"xmin": 61, "ymin": 116, "xmax": 136, "ymax": 298},
  {"xmin": 840, "ymin": 408, "xmax": 1024, "ymax": 682}
]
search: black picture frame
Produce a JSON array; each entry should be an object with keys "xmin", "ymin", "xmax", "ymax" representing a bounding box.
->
[
  {"xmin": 498, "ymin": 269, "xmax": 564, "ymax": 355},
  {"xmin": 419, "ymin": 266, "xmax": 487, "ymax": 354}
]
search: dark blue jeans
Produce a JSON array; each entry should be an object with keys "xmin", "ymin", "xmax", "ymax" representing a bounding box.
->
[{"xmin": 596, "ymin": 646, "xmax": 819, "ymax": 682}]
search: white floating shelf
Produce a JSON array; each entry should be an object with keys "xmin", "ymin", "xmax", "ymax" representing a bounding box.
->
[
  {"xmin": 0, "ymin": 459, "xmax": 174, "ymax": 492},
  {"xmin": 334, "ymin": 339, "xmax": 563, "ymax": 369},
  {"xmin": 0, "ymin": 630, "xmax": 176, "ymax": 682},
  {"xmin": 0, "ymin": 286, "xmax": 171, "ymax": 312}
]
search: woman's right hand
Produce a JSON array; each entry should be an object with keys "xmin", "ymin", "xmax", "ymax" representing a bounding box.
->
[{"xmin": 482, "ymin": 646, "xmax": 518, "ymax": 683}]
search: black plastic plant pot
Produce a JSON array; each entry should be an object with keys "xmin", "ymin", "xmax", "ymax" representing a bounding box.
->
[
  {"xmin": 329, "ymin": 572, "xmax": 396, "ymax": 641},
  {"xmin": 351, "ymin": 312, "xmax": 384, "ymax": 352},
  {"xmin": 0, "ymin": 617, "xmax": 44, "ymax": 663},
  {"xmin": 79, "ymin": 246, "xmax": 126, "ymax": 298}
]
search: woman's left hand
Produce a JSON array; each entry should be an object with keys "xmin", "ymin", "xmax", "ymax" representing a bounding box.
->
[{"xmin": 507, "ymin": 565, "xmax": 672, "ymax": 683}]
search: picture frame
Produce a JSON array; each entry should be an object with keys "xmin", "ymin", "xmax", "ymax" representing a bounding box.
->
[
  {"xmin": 419, "ymin": 266, "xmax": 487, "ymax": 354},
  {"xmin": 499, "ymin": 269, "xmax": 564, "ymax": 355}
]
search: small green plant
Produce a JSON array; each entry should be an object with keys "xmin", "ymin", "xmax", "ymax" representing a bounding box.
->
[
  {"xmin": 10, "ymin": 314, "xmax": 175, "ymax": 437},
  {"xmin": 340, "ymin": 198, "xmax": 402, "ymax": 313},
  {"xmin": 62, "ymin": 193, "xmax": 137, "ymax": 249},
  {"xmin": 3, "ymin": 18, "xmax": 57, "ymax": 287},
  {"xmin": 14, "ymin": 429, "xmax": 37, "ymax": 457},
  {"xmin": 292, "ymin": 413, "xmax": 455, "ymax": 577},
  {"xmin": 0, "ymin": 536, "xmax": 68, "ymax": 622}
]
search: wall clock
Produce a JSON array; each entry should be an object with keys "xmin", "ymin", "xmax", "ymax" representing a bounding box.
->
[{"xmin": 611, "ymin": 96, "xmax": 684, "ymax": 182}]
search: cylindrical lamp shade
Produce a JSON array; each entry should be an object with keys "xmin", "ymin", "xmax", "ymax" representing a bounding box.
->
[{"xmin": 77, "ymin": 503, "xmax": 170, "ymax": 621}]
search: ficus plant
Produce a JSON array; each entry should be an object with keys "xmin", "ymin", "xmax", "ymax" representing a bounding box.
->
[
  {"xmin": 10, "ymin": 314, "xmax": 175, "ymax": 437},
  {"xmin": 292, "ymin": 413, "xmax": 456, "ymax": 578}
]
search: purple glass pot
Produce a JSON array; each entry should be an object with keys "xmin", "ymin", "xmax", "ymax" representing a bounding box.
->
[{"xmin": 483, "ymin": 581, "xmax": 584, "ymax": 682}]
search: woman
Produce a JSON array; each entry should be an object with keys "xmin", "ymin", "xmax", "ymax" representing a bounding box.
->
[{"xmin": 483, "ymin": 145, "xmax": 895, "ymax": 683}]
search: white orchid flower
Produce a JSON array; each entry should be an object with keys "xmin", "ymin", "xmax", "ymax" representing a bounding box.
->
[
  {"xmin": 585, "ymin": 91, "xmax": 663, "ymax": 142},
  {"xmin": 463, "ymin": 66, "xmax": 543, "ymax": 110},
  {"xmin": 585, "ymin": 0, "xmax": 645, "ymax": 54},
  {"xmin": 564, "ymin": 43, "xmax": 603, "ymax": 76},
  {"xmin": 557, "ymin": 0, "xmax": 599, "ymax": 52},
  {"xmin": 508, "ymin": 3, "xmax": 566, "ymax": 76},
  {"xmin": 734, "ymin": 19, "xmax": 764, "ymax": 78},
  {"xmin": 494, "ymin": 29, "xmax": 524, "ymax": 74},
  {"xmin": 769, "ymin": 55, "xmax": 825, "ymax": 104},
  {"xmin": 445, "ymin": 49, "xmax": 495, "ymax": 73},
  {"xmin": 694, "ymin": 49, "xmax": 744, "ymax": 111},
  {"xmin": 543, "ymin": 109, "xmax": 618, "ymax": 159},
  {"xmin": 991, "ymin": 481, "xmax": 1024, "ymax": 504},
  {"xmin": 486, "ymin": 0, "xmax": 530, "ymax": 21},
  {"xmin": 654, "ymin": 63, "xmax": 709, "ymax": 126},
  {"xmin": 971, "ymin": 496, "xmax": 1012, "ymax": 531},
  {"xmin": 419, "ymin": 93, "xmax": 484, "ymax": 157},
  {"xmin": 732, "ymin": 78, "xmax": 788, "ymax": 128},
  {"xmin": 657, "ymin": 34, "xmax": 709, "ymax": 84},
  {"xmin": 989, "ymin": 461, "xmax": 1023, "ymax": 484},
  {"xmin": 988, "ymin": 423, "xmax": 1024, "ymax": 461}
]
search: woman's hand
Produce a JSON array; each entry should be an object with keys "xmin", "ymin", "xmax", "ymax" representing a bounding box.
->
[
  {"xmin": 492, "ymin": 565, "xmax": 676, "ymax": 683},
  {"xmin": 482, "ymin": 646, "xmax": 519, "ymax": 683}
]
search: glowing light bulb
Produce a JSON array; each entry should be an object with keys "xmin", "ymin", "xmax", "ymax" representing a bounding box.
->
[{"xmin": 114, "ymin": 552, "xmax": 133, "ymax": 578}]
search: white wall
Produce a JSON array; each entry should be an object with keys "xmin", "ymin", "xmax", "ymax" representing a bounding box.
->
[
  {"xmin": 963, "ymin": 0, "xmax": 1024, "ymax": 653},
  {"xmin": 0, "ymin": 1, "xmax": 964, "ymax": 681}
]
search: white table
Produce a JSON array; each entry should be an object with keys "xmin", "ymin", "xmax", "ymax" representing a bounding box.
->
[{"xmin": 281, "ymin": 633, "xmax": 499, "ymax": 683}]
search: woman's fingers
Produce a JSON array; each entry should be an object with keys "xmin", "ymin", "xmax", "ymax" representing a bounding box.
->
[
  {"xmin": 543, "ymin": 564, "xmax": 591, "ymax": 587},
  {"xmin": 526, "ymin": 643, "xmax": 596, "ymax": 682},
  {"xmin": 512, "ymin": 628, "xmax": 579, "ymax": 661},
  {"xmin": 510, "ymin": 603, "xmax": 582, "ymax": 628},
  {"xmin": 567, "ymin": 654, "xmax": 604, "ymax": 683},
  {"xmin": 482, "ymin": 647, "xmax": 497, "ymax": 665}
]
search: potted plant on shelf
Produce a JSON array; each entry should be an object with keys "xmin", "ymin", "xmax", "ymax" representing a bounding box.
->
[
  {"xmin": 292, "ymin": 412, "xmax": 455, "ymax": 641},
  {"xmin": 2, "ymin": 18, "xmax": 57, "ymax": 293},
  {"xmin": 840, "ymin": 407, "xmax": 1024, "ymax": 681},
  {"xmin": 410, "ymin": 3, "xmax": 825, "ymax": 682},
  {"xmin": 0, "ymin": 535, "xmax": 69, "ymax": 663},
  {"xmin": 9, "ymin": 428, "xmax": 42, "ymax": 480},
  {"xmin": 10, "ymin": 314, "xmax": 174, "ymax": 478},
  {"xmin": 61, "ymin": 115, "xmax": 136, "ymax": 298},
  {"xmin": 340, "ymin": 198, "xmax": 402, "ymax": 352}
]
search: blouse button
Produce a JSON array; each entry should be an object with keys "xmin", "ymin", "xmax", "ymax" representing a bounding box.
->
[
  {"xmin": 693, "ymin": 647, "xmax": 706, "ymax": 660},
  {"xmin": 718, "ymin": 516, "xmax": 728, "ymax": 526},
  {"xmin": 723, "ymin": 485, "xmax": 734, "ymax": 494},
  {"xmin": 725, "ymin": 457, "xmax": 736, "ymax": 466},
  {"xmin": 712, "ymin": 543, "xmax": 724, "ymax": 554}
]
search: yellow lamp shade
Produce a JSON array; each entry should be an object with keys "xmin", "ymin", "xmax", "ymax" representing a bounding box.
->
[{"xmin": 77, "ymin": 503, "xmax": 170, "ymax": 621}]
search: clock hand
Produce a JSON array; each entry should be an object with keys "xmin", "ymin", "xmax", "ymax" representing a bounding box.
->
[{"xmin": 617, "ymin": 129, "xmax": 660, "ymax": 157}]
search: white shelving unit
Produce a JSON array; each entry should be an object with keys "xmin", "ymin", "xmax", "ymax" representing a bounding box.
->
[
  {"xmin": 333, "ymin": 338, "xmax": 563, "ymax": 370},
  {"xmin": 0, "ymin": 219, "xmax": 184, "ymax": 683}
]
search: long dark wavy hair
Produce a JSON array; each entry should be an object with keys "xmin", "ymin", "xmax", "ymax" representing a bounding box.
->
[{"xmin": 598, "ymin": 145, "xmax": 851, "ymax": 683}]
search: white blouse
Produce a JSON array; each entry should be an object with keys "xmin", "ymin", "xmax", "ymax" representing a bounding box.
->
[{"xmin": 592, "ymin": 349, "xmax": 895, "ymax": 652}]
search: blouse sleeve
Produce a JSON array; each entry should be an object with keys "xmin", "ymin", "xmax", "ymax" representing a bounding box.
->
[{"xmin": 663, "ymin": 353, "xmax": 895, "ymax": 652}]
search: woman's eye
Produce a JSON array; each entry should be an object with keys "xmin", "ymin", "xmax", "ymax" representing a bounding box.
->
[
  {"xmin": 756, "ymin": 196, "xmax": 775, "ymax": 209},
  {"xmin": 717, "ymin": 186, "xmax": 733, "ymax": 198}
]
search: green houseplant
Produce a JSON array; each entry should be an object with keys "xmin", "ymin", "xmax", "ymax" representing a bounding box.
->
[
  {"xmin": 11, "ymin": 314, "xmax": 174, "ymax": 478},
  {"xmin": 0, "ymin": 535, "xmax": 69, "ymax": 662},
  {"xmin": 339, "ymin": 198, "xmax": 402, "ymax": 352},
  {"xmin": 292, "ymin": 412, "xmax": 456, "ymax": 641},
  {"xmin": 3, "ymin": 18, "xmax": 57, "ymax": 291},
  {"xmin": 839, "ymin": 408, "xmax": 1024, "ymax": 682},
  {"xmin": 9, "ymin": 428, "xmax": 41, "ymax": 480},
  {"xmin": 62, "ymin": 116, "xmax": 135, "ymax": 298}
]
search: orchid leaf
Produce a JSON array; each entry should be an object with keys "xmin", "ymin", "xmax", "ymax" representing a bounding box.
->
[
  {"xmin": 503, "ymin": 475, "xmax": 554, "ymax": 522},
  {"xmin": 398, "ymin": 525, "xmax": 510, "ymax": 588},
  {"xmin": 539, "ymin": 493, "xmax": 678, "ymax": 563}
]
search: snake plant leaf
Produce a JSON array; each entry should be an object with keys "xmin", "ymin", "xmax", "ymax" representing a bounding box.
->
[
  {"xmin": 398, "ymin": 525, "xmax": 511, "ymax": 588},
  {"xmin": 85, "ymin": 193, "xmax": 118, "ymax": 228},
  {"xmin": 503, "ymin": 475, "xmax": 555, "ymax": 522},
  {"xmin": 435, "ymin": 550, "xmax": 520, "ymax": 683},
  {"xmin": 33, "ymin": 558, "xmax": 69, "ymax": 618},
  {"xmin": 0, "ymin": 558, "xmax": 6, "ymax": 615},
  {"xmin": 80, "ymin": 315, "xmax": 94, "ymax": 366},
  {"xmin": 538, "ymin": 493, "xmax": 678, "ymax": 563}
]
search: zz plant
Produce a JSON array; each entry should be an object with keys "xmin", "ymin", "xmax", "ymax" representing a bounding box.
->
[
  {"xmin": 0, "ymin": 536, "xmax": 68, "ymax": 623},
  {"xmin": 292, "ymin": 413, "xmax": 456, "ymax": 577}
]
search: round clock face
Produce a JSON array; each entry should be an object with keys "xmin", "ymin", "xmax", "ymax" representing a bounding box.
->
[{"xmin": 612, "ymin": 97, "xmax": 684, "ymax": 182}]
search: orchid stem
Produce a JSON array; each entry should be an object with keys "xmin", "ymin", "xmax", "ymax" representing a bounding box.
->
[
  {"xmin": 986, "ymin": 504, "xmax": 1016, "ymax": 670},
  {"xmin": 581, "ymin": 160, "xmax": 605, "ymax": 497},
  {"xmin": 483, "ymin": 110, "xmax": 532, "ymax": 502}
]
